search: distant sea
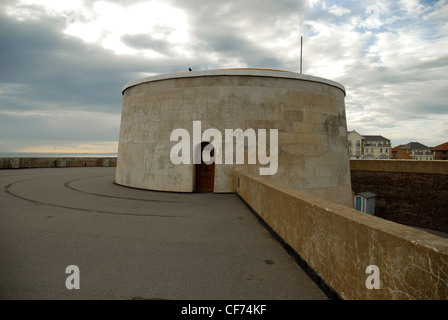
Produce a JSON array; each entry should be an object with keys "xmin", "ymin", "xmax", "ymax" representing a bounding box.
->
[{"xmin": 0, "ymin": 153, "xmax": 117, "ymax": 158}]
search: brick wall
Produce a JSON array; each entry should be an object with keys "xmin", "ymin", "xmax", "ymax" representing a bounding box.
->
[
  {"xmin": 350, "ymin": 160, "xmax": 448, "ymax": 234},
  {"xmin": 434, "ymin": 150, "xmax": 448, "ymax": 160}
]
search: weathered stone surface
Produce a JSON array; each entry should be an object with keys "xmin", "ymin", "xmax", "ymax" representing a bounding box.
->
[
  {"xmin": 116, "ymin": 69, "xmax": 353, "ymax": 207},
  {"xmin": 350, "ymin": 159, "xmax": 448, "ymax": 234},
  {"xmin": 235, "ymin": 170, "xmax": 448, "ymax": 300}
]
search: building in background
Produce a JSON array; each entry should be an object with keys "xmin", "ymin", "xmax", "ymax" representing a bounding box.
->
[
  {"xmin": 432, "ymin": 142, "xmax": 448, "ymax": 160},
  {"xmin": 391, "ymin": 144, "xmax": 405, "ymax": 159},
  {"xmin": 347, "ymin": 131, "xmax": 391, "ymax": 159},
  {"xmin": 347, "ymin": 130, "xmax": 364, "ymax": 159},
  {"xmin": 362, "ymin": 135, "xmax": 391, "ymax": 159},
  {"xmin": 396, "ymin": 142, "xmax": 434, "ymax": 160}
]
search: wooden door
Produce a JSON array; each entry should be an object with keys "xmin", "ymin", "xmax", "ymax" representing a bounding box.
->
[{"xmin": 195, "ymin": 142, "xmax": 215, "ymax": 192}]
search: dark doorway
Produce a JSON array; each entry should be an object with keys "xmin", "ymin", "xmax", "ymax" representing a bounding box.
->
[{"xmin": 195, "ymin": 142, "xmax": 215, "ymax": 192}]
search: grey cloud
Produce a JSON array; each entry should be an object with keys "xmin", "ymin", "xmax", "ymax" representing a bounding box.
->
[
  {"xmin": 169, "ymin": 0, "xmax": 308, "ymax": 68},
  {"xmin": 121, "ymin": 33, "xmax": 173, "ymax": 55},
  {"xmin": 0, "ymin": 9, "xmax": 196, "ymax": 114},
  {"xmin": 0, "ymin": 112, "xmax": 119, "ymax": 141},
  {"xmin": 412, "ymin": 56, "xmax": 448, "ymax": 71},
  {"xmin": 0, "ymin": 12, "xmax": 121, "ymax": 112}
]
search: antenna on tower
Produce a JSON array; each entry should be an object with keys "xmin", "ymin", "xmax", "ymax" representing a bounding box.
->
[{"xmin": 300, "ymin": 35, "xmax": 303, "ymax": 74}]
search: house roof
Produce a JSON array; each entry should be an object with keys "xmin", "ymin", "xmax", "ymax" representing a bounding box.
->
[
  {"xmin": 363, "ymin": 135, "xmax": 390, "ymax": 142},
  {"xmin": 392, "ymin": 144, "xmax": 405, "ymax": 151},
  {"xmin": 398, "ymin": 142, "xmax": 431, "ymax": 150},
  {"xmin": 432, "ymin": 142, "xmax": 448, "ymax": 151},
  {"xmin": 347, "ymin": 130, "xmax": 364, "ymax": 138}
]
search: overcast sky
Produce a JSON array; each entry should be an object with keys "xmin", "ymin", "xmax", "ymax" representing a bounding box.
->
[{"xmin": 0, "ymin": 0, "xmax": 447, "ymax": 153}]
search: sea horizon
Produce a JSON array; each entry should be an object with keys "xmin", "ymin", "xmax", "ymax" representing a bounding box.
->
[{"xmin": 0, "ymin": 152, "xmax": 118, "ymax": 158}]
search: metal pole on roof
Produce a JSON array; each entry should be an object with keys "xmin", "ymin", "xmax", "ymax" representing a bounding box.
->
[{"xmin": 300, "ymin": 35, "xmax": 303, "ymax": 74}]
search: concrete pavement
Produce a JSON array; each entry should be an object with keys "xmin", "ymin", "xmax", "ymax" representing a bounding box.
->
[{"xmin": 0, "ymin": 167, "xmax": 327, "ymax": 300}]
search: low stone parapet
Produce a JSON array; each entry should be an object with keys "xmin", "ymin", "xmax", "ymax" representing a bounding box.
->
[
  {"xmin": 350, "ymin": 159, "xmax": 448, "ymax": 174},
  {"xmin": 0, "ymin": 157, "xmax": 117, "ymax": 169},
  {"xmin": 234, "ymin": 170, "xmax": 448, "ymax": 300}
]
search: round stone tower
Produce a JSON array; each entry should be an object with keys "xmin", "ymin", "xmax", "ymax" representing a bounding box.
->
[{"xmin": 115, "ymin": 68, "xmax": 353, "ymax": 207}]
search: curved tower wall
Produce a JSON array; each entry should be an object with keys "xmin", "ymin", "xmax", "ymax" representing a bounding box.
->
[{"xmin": 115, "ymin": 69, "xmax": 353, "ymax": 207}]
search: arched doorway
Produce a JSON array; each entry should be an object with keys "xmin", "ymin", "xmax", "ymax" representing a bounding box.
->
[{"xmin": 195, "ymin": 142, "xmax": 215, "ymax": 192}]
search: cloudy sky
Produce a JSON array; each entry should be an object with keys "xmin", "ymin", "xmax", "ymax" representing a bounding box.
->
[{"xmin": 0, "ymin": 0, "xmax": 447, "ymax": 153}]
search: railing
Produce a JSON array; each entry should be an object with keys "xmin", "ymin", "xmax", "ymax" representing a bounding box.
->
[
  {"xmin": 364, "ymin": 143, "xmax": 391, "ymax": 147},
  {"xmin": 412, "ymin": 151, "xmax": 434, "ymax": 156}
]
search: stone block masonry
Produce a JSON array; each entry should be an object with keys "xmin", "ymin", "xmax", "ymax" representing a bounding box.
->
[
  {"xmin": 116, "ymin": 69, "xmax": 353, "ymax": 207},
  {"xmin": 350, "ymin": 160, "xmax": 448, "ymax": 234}
]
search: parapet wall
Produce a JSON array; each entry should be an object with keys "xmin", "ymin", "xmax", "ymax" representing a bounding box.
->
[
  {"xmin": 350, "ymin": 160, "xmax": 448, "ymax": 234},
  {"xmin": 350, "ymin": 159, "xmax": 448, "ymax": 174},
  {"xmin": 0, "ymin": 157, "xmax": 117, "ymax": 169},
  {"xmin": 234, "ymin": 170, "xmax": 448, "ymax": 300}
]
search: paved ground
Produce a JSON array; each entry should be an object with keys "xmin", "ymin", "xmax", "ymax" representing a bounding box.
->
[{"xmin": 0, "ymin": 167, "xmax": 327, "ymax": 300}]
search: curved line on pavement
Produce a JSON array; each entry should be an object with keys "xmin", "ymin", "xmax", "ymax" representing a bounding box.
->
[
  {"xmin": 4, "ymin": 177, "xmax": 185, "ymax": 218},
  {"xmin": 64, "ymin": 176, "xmax": 182, "ymax": 203}
]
